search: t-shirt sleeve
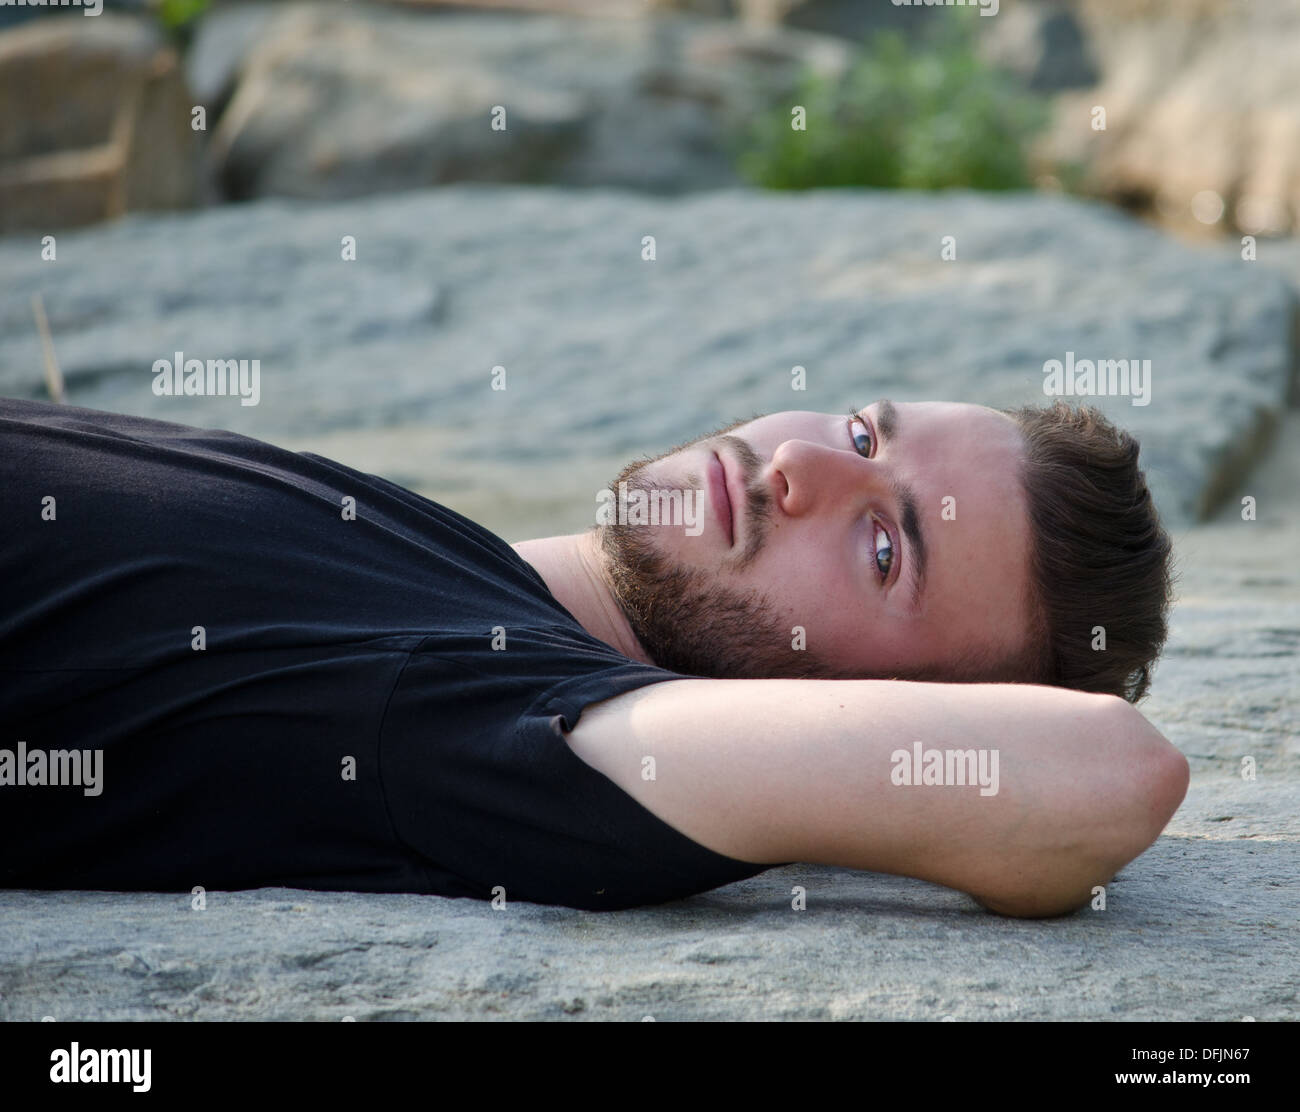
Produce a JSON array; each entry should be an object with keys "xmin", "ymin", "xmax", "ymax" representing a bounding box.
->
[{"xmin": 378, "ymin": 631, "xmax": 774, "ymax": 910}]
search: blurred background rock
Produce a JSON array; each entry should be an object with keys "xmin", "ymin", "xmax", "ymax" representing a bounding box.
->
[
  {"xmin": 2, "ymin": 0, "xmax": 1297, "ymax": 539},
  {"xmin": 3, "ymin": 0, "xmax": 1297, "ymax": 239}
]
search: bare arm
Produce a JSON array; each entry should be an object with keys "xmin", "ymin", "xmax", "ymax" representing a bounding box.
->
[{"xmin": 563, "ymin": 679, "xmax": 1189, "ymax": 918}]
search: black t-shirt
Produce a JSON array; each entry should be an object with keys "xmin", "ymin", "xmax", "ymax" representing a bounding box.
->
[{"xmin": 0, "ymin": 399, "xmax": 770, "ymax": 909}]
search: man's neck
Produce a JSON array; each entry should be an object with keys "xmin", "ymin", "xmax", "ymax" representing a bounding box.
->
[{"xmin": 511, "ymin": 532, "xmax": 654, "ymax": 666}]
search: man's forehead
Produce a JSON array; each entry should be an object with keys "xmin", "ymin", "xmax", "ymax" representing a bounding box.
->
[
  {"xmin": 883, "ymin": 400, "xmax": 1027, "ymax": 468},
  {"xmin": 905, "ymin": 404, "xmax": 1032, "ymax": 636},
  {"xmin": 874, "ymin": 398, "xmax": 1016, "ymax": 425}
]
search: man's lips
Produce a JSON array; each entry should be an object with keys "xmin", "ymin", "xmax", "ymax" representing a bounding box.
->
[{"xmin": 708, "ymin": 451, "xmax": 734, "ymax": 547}]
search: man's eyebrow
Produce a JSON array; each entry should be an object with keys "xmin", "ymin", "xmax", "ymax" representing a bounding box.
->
[
  {"xmin": 871, "ymin": 399, "xmax": 927, "ymax": 614},
  {"xmin": 875, "ymin": 398, "xmax": 898, "ymax": 441}
]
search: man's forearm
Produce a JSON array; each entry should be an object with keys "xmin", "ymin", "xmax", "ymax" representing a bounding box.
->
[{"xmin": 566, "ymin": 678, "xmax": 1190, "ymax": 916}]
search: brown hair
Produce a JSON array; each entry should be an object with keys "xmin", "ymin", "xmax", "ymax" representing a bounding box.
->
[{"xmin": 1001, "ymin": 401, "xmax": 1174, "ymax": 703}]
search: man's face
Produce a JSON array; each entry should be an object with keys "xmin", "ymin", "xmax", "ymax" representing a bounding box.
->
[{"xmin": 599, "ymin": 400, "xmax": 1037, "ymax": 681}]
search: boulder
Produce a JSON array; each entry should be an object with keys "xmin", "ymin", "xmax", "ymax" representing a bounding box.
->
[
  {"xmin": 184, "ymin": 0, "xmax": 282, "ymax": 117},
  {"xmin": 201, "ymin": 3, "xmax": 850, "ymax": 199},
  {"xmin": 976, "ymin": 0, "xmax": 1098, "ymax": 92},
  {"xmin": 0, "ymin": 13, "xmax": 200, "ymax": 233},
  {"xmin": 1043, "ymin": 0, "xmax": 1300, "ymax": 236}
]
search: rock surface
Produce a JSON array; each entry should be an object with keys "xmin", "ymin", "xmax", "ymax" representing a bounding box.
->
[
  {"xmin": 0, "ymin": 13, "xmax": 200, "ymax": 232},
  {"xmin": 199, "ymin": 3, "xmax": 850, "ymax": 199},
  {"xmin": 1046, "ymin": 0, "xmax": 1300, "ymax": 236},
  {"xmin": 652, "ymin": 0, "xmax": 1300, "ymax": 237},
  {"xmin": 1, "ymin": 184, "xmax": 1297, "ymax": 1022},
  {"xmin": 1, "ymin": 187, "xmax": 1294, "ymax": 532},
  {"xmin": 2, "ymin": 420, "xmax": 1296, "ymax": 1020},
  {"xmin": 191, "ymin": 0, "xmax": 1098, "ymax": 204}
]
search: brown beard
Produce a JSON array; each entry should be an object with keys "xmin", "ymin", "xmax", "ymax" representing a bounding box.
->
[{"xmin": 597, "ymin": 431, "xmax": 845, "ymax": 680}]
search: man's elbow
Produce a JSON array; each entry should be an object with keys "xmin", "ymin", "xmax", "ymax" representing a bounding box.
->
[
  {"xmin": 980, "ymin": 696, "xmax": 1189, "ymax": 920},
  {"xmin": 1117, "ymin": 695, "xmax": 1189, "ymax": 844}
]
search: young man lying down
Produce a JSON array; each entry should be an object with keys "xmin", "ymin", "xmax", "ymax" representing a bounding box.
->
[{"xmin": 0, "ymin": 397, "xmax": 1186, "ymax": 918}]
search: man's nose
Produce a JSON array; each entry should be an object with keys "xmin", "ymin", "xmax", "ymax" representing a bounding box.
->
[{"xmin": 768, "ymin": 439, "xmax": 883, "ymax": 518}]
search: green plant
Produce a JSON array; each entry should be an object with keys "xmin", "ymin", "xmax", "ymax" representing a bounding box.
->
[
  {"xmin": 737, "ymin": 28, "xmax": 1048, "ymax": 191},
  {"xmin": 155, "ymin": 0, "xmax": 211, "ymax": 47}
]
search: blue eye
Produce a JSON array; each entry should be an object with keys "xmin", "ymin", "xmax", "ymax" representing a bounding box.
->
[
  {"xmin": 873, "ymin": 521, "xmax": 894, "ymax": 578},
  {"xmin": 847, "ymin": 412, "xmax": 873, "ymax": 456},
  {"xmin": 846, "ymin": 411, "xmax": 894, "ymax": 580}
]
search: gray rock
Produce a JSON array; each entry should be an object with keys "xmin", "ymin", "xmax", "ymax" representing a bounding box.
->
[
  {"xmin": 1, "ymin": 187, "xmax": 1293, "ymax": 532},
  {"xmin": 0, "ymin": 837, "xmax": 1291, "ymax": 1020},
  {"xmin": 203, "ymin": 4, "xmax": 850, "ymax": 199},
  {"xmin": 1142, "ymin": 409, "xmax": 1300, "ymax": 777},
  {"xmin": 0, "ymin": 13, "xmax": 200, "ymax": 232},
  {"xmin": 977, "ymin": 2, "xmax": 1098, "ymax": 92},
  {"xmin": 184, "ymin": 1, "xmax": 282, "ymax": 113}
]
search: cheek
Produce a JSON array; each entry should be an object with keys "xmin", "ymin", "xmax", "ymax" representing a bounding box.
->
[{"xmin": 753, "ymin": 550, "xmax": 862, "ymax": 636}]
